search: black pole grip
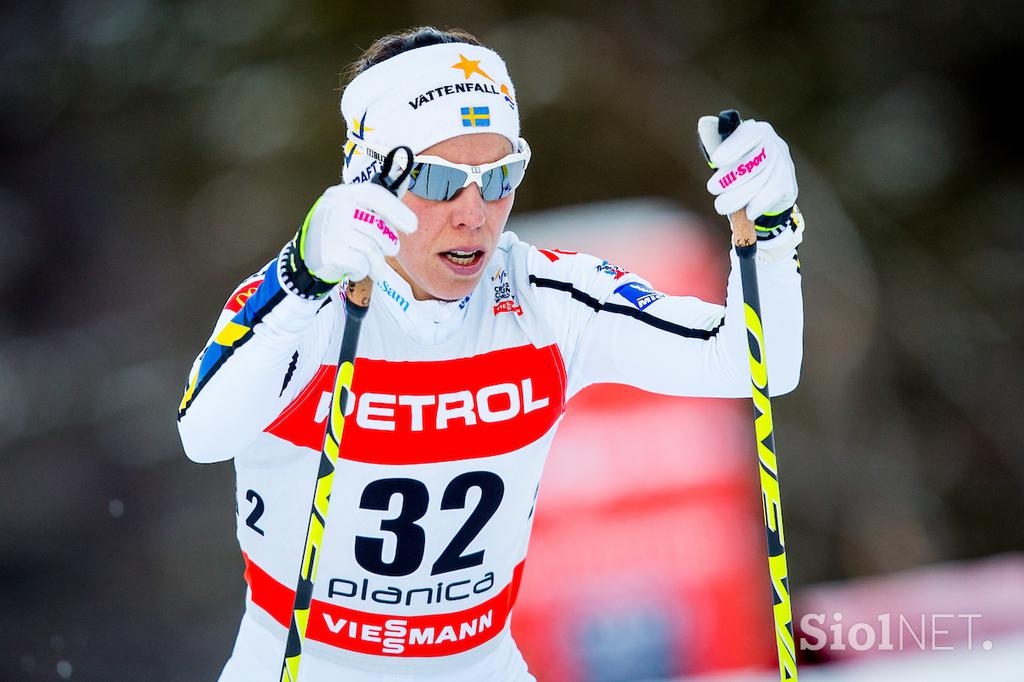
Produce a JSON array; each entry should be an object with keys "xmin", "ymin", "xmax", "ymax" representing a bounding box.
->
[
  {"xmin": 718, "ymin": 109, "xmax": 742, "ymax": 138},
  {"xmin": 371, "ymin": 145, "xmax": 414, "ymax": 196}
]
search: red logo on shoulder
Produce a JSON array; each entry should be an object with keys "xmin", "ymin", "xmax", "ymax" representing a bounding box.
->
[
  {"xmin": 537, "ymin": 248, "xmax": 578, "ymax": 263},
  {"xmin": 225, "ymin": 279, "xmax": 264, "ymax": 313}
]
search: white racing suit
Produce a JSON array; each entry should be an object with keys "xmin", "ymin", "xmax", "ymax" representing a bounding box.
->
[{"xmin": 177, "ymin": 228, "xmax": 803, "ymax": 680}]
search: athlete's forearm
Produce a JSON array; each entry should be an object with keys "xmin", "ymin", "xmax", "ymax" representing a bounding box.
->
[
  {"xmin": 571, "ymin": 246, "xmax": 802, "ymax": 399},
  {"xmin": 715, "ymin": 247, "xmax": 803, "ymax": 396},
  {"xmin": 177, "ymin": 257, "xmax": 333, "ymax": 463}
]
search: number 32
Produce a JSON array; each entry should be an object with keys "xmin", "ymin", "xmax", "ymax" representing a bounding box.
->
[{"xmin": 355, "ymin": 471, "xmax": 504, "ymax": 578}]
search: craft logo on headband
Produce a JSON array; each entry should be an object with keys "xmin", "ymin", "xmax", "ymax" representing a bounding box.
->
[{"xmin": 407, "ymin": 53, "xmax": 517, "ymax": 111}]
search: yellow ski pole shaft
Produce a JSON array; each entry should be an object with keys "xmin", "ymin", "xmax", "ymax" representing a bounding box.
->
[
  {"xmin": 719, "ymin": 110, "xmax": 798, "ymax": 681},
  {"xmin": 279, "ymin": 146, "xmax": 412, "ymax": 682},
  {"xmin": 279, "ymin": 277, "xmax": 368, "ymax": 682}
]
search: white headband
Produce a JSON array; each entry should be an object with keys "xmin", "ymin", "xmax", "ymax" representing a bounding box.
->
[{"xmin": 340, "ymin": 42, "xmax": 520, "ymax": 184}]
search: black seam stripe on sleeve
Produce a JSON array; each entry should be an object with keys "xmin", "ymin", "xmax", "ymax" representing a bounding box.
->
[
  {"xmin": 280, "ymin": 350, "xmax": 300, "ymax": 396},
  {"xmin": 528, "ymin": 275, "xmax": 723, "ymax": 340},
  {"xmin": 177, "ymin": 288, "xmax": 288, "ymax": 420}
]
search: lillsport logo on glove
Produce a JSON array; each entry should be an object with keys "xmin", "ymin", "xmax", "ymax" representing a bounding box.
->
[
  {"xmin": 718, "ymin": 146, "xmax": 768, "ymax": 190},
  {"xmin": 353, "ymin": 208, "xmax": 399, "ymax": 245}
]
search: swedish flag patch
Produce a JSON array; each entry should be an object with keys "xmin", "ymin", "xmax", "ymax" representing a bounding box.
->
[{"xmin": 460, "ymin": 106, "xmax": 490, "ymax": 127}]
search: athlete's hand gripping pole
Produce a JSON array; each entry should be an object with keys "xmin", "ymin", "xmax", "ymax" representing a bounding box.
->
[
  {"xmin": 279, "ymin": 146, "xmax": 413, "ymax": 682},
  {"xmin": 715, "ymin": 109, "xmax": 799, "ymax": 681}
]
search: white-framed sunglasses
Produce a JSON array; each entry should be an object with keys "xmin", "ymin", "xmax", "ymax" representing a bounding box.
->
[{"xmin": 358, "ymin": 138, "xmax": 531, "ymax": 202}]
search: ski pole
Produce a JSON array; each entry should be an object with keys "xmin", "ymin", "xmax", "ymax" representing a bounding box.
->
[
  {"xmin": 717, "ymin": 109, "xmax": 799, "ymax": 681},
  {"xmin": 279, "ymin": 146, "xmax": 413, "ymax": 682}
]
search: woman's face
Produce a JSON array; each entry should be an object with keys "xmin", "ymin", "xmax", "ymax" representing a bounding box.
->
[{"xmin": 386, "ymin": 133, "xmax": 515, "ymax": 302}]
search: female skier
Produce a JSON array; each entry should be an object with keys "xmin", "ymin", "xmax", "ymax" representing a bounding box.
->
[{"xmin": 178, "ymin": 26, "xmax": 804, "ymax": 682}]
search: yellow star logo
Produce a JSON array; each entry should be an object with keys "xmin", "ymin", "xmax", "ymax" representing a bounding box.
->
[
  {"xmin": 451, "ymin": 53, "xmax": 495, "ymax": 82},
  {"xmin": 351, "ymin": 115, "xmax": 374, "ymax": 140}
]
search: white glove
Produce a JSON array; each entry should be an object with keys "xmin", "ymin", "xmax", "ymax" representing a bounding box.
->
[
  {"xmin": 301, "ymin": 182, "xmax": 418, "ymax": 283},
  {"xmin": 697, "ymin": 117, "xmax": 798, "ymax": 221}
]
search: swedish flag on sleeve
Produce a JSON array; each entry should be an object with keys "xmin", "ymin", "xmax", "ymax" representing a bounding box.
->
[{"xmin": 460, "ymin": 106, "xmax": 490, "ymax": 127}]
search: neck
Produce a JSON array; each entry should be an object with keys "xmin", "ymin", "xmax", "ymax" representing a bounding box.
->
[{"xmin": 385, "ymin": 256, "xmax": 452, "ymax": 302}]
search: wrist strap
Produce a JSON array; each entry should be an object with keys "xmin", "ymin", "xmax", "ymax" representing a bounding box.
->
[
  {"xmin": 278, "ymin": 239, "xmax": 335, "ymax": 300},
  {"xmin": 754, "ymin": 206, "xmax": 796, "ymax": 241},
  {"xmin": 752, "ymin": 204, "xmax": 804, "ymax": 263}
]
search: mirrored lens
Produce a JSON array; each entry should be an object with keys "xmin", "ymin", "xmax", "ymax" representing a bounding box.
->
[
  {"xmin": 407, "ymin": 158, "xmax": 528, "ymax": 202},
  {"xmin": 480, "ymin": 160, "xmax": 528, "ymax": 201},
  {"xmin": 407, "ymin": 163, "xmax": 469, "ymax": 201}
]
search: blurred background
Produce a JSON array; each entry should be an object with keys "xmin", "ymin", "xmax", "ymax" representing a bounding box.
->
[{"xmin": 2, "ymin": 0, "xmax": 1023, "ymax": 680}]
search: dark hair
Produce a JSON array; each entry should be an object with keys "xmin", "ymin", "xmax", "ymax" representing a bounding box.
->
[{"xmin": 344, "ymin": 26, "xmax": 483, "ymax": 85}]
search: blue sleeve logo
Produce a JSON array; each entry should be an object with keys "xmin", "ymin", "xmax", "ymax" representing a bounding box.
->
[{"xmin": 614, "ymin": 281, "xmax": 664, "ymax": 310}]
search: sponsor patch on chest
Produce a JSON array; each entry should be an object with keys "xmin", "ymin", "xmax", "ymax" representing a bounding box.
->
[
  {"xmin": 491, "ymin": 267, "xmax": 522, "ymax": 316},
  {"xmin": 264, "ymin": 344, "xmax": 567, "ymax": 464}
]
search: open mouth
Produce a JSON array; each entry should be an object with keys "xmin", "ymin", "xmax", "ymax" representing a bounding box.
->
[{"xmin": 442, "ymin": 250, "xmax": 484, "ymax": 267}]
